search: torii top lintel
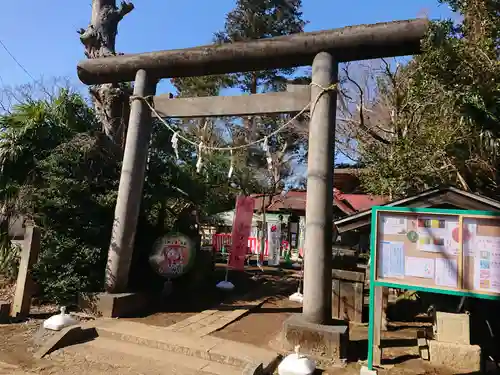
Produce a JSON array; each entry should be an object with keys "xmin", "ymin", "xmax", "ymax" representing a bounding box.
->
[{"xmin": 77, "ymin": 18, "xmax": 429, "ymax": 85}]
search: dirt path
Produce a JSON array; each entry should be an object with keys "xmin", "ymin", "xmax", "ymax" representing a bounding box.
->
[
  {"xmin": 211, "ymin": 294, "xmax": 300, "ymax": 349},
  {"xmin": 127, "ymin": 266, "xmax": 298, "ymax": 328},
  {"xmin": 210, "ymin": 295, "xmax": 457, "ymax": 375}
]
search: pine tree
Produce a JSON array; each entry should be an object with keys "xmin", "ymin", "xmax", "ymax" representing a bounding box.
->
[{"xmin": 215, "ymin": 0, "xmax": 308, "ymax": 196}]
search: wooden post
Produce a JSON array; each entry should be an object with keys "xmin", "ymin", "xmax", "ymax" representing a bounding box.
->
[
  {"xmin": 11, "ymin": 220, "xmax": 41, "ymax": 318},
  {"xmin": 368, "ymin": 285, "xmax": 384, "ymax": 369},
  {"xmin": 382, "ymin": 286, "xmax": 389, "ymax": 331},
  {"xmin": 302, "ymin": 52, "xmax": 337, "ymax": 324},
  {"xmin": 458, "ymin": 215, "xmax": 464, "ymax": 288},
  {"xmin": 105, "ymin": 69, "xmax": 157, "ymax": 293}
]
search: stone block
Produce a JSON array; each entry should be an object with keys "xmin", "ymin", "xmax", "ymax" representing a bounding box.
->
[
  {"xmin": 360, "ymin": 366, "xmax": 378, "ymax": 375},
  {"xmin": 428, "ymin": 339, "xmax": 482, "ymax": 374},
  {"xmin": 11, "ymin": 223, "xmax": 40, "ymax": 318},
  {"xmin": 78, "ymin": 292, "xmax": 150, "ymax": 318},
  {"xmin": 435, "ymin": 312, "xmax": 470, "ymax": 345},
  {"xmin": 282, "ymin": 314, "xmax": 349, "ymax": 361},
  {"xmin": 34, "ymin": 325, "xmax": 97, "ymax": 359},
  {"xmin": 417, "ymin": 329, "xmax": 429, "ymax": 360}
]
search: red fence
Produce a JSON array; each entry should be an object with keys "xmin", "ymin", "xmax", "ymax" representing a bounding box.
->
[{"xmin": 212, "ymin": 233, "xmax": 290, "ymax": 258}]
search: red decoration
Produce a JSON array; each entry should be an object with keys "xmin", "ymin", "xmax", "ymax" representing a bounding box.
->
[{"xmin": 452, "ymin": 227, "xmax": 470, "ymax": 243}]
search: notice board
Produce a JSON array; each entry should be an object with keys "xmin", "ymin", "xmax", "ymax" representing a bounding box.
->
[{"xmin": 371, "ymin": 206, "xmax": 500, "ymax": 299}]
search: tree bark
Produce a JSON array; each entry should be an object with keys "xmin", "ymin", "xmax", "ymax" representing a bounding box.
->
[{"xmin": 78, "ymin": 0, "xmax": 135, "ymax": 147}]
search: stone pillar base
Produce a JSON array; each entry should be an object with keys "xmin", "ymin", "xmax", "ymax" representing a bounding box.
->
[
  {"xmin": 78, "ymin": 292, "xmax": 151, "ymax": 318},
  {"xmin": 282, "ymin": 314, "xmax": 349, "ymax": 366}
]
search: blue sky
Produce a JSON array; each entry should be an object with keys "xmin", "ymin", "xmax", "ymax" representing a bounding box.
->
[{"xmin": 0, "ymin": 0, "xmax": 456, "ymax": 95}]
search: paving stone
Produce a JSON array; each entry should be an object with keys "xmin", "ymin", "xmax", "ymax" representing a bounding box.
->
[
  {"xmin": 199, "ymin": 313, "xmax": 224, "ymax": 326},
  {"xmin": 181, "ymin": 322, "xmax": 205, "ymax": 333},
  {"xmin": 196, "ymin": 325, "xmax": 221, "ymax": 337},
  {"xmin": 87, "ymin": 319, "xmax": 279, "ymax": 372}
]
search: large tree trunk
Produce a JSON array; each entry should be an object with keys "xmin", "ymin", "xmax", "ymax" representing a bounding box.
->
[{"xmin": 78, "ymin": 0, "xmax": 134, "ymax": 148}]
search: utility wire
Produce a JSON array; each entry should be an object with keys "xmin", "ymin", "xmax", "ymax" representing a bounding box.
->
[
  {"xmin": 0, "ymin": 37, "xmax": 62, "ymax": 99},
  {"xmin": 0, "ymin": 38, "xmax": 37, "ymax": 82}
]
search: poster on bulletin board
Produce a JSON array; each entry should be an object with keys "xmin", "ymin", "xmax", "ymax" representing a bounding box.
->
[{"xmin": 372, "ymin": 207, "xmax": 500, "ymax": 297}]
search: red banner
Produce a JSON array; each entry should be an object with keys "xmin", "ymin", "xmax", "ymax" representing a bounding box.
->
[{"xmin": 228, "ymin": 195, "xmax": 255, "ymax": 270}]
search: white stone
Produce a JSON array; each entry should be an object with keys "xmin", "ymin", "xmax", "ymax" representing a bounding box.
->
[
  {"xmin": 43, "ymin": 306, "xmax": 77, "ymax": 331},
  {"xmin": 288, "ymin": 292, "xmax": 303, "ymax": 303},
  {"xmin": 278, "ymin": 346, "xmax": 315, "ymax": 375}
]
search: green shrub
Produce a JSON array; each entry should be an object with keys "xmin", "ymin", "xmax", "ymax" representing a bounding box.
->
[
  {"xmin": 0, "ymin": 235, "xmax": 20, "ymax": 283},
  {"xmin": 33, "ymin": 231, "xmax": 107, "ymax": 305}
]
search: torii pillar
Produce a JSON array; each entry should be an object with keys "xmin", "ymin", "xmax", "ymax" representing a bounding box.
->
[
  {"xmin": 302, "ymin": 52, "xmax": 337, "ymax": 324},
  {"xmin": 282, "ymin": 52, "xmax": 349, "ymax": 361}
]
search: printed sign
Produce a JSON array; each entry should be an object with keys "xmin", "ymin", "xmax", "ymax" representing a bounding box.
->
[
  {"xmin": 149, "ymin": 233, "xmax": 196, "ymax": 278},
  {"xmin": 268, "ymin": 222, "xmax": 281, "ymax": 266},
  {"xmin": 298, "ymin": 216, "xmax": 306, "ymax": 256}
]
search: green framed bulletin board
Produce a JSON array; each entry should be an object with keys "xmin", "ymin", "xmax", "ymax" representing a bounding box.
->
[{"xmin": 367, "ymin": 206, "xmax": 500, "ymax": 370}]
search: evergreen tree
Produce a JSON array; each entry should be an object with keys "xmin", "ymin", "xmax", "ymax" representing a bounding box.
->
[{"xmin": 215, "ymin": 0, "xmax": 308, "ymax": 197}]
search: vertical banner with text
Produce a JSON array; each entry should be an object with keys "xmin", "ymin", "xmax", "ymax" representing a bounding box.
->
[
  {"xmin": 267, "ymin": 222, "xmax": 281, "ymax": 266},
  {"xmin": 228, "ymin": 195, "xmax": 255, "ymax": 270}
]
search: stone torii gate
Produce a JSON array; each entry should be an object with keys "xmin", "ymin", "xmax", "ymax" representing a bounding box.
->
[{"xmin": 77, "ymin": 19, "xmax": 428, "ymax": 330}]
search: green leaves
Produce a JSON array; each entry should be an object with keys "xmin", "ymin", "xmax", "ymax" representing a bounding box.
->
[
  {"xmin": 0, "ymin": 235, "xmax": 20, "ymax": 283},
  {"xmin": 360, "ymin": 1, "xmax": 500, "ymax": 198},
  {"xmin": 358, "ymin": 3, "xmax": 500, "ymax": 199}
]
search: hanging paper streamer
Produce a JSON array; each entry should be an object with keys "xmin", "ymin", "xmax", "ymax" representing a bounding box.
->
[
  {"xmin": 196, "ymin": 141, "xmax": 204, "ymax": 173},
  {"xmin": 267, "ymin": 155, "xmax": 273, "ymax": 170},
  {"xmin": 262, "ymin": 136, "xmax": 269, "ymax": 152},
  {"xmin": 262, "ymin": 136, "xmax": 273, "ymax": 170},
  {"xmin": 228, "ymin": 149, "xmax": 234, "ymax": 179},
  {"xmin": 171, "ymin": 132, "xmax": 179, "ymax": 160}
]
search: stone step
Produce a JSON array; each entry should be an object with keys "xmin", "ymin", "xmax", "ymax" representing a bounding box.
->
[
  {"xmin": 91, "ymin": 319, "xmax": 278, "ymax": 372},
  {"xmin": 55, "ymin": 336, "xmax": 243, "ymax": 375}
]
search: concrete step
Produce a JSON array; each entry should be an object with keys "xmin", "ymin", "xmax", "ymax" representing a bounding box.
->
[
  {"xmin": 90, "ymin": 319, "xmax": 278, "ymax": 372},
  {"xmin": 55, "ymin": 336, "xmax": 243, "ymax": 375}
]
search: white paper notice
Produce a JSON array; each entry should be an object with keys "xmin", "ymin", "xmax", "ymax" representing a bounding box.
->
[
  {"xmin": 416, "ymin": 216, "xmax": 457, "ymax": 255},
  {"xmin": 474, "ymin": 236, "xmax": 500, "ymax": 293},
  {"xmin": 435, "ymin": 258, "xmax": 458, "ymax": 288},
  {"xmin": 405, "ymin": 256, "xmax": 435, "ymax": 279},
  {"xmin": 379, "ymin": 241, "xmax": 405, "ymax": 278},
  {"xmin": 381, "ymin": 215, "xmax": 407, "ymax": 235},
  {"xmin": 462, "ymin": 218, "xmax": 477, "ymax": 257}
]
